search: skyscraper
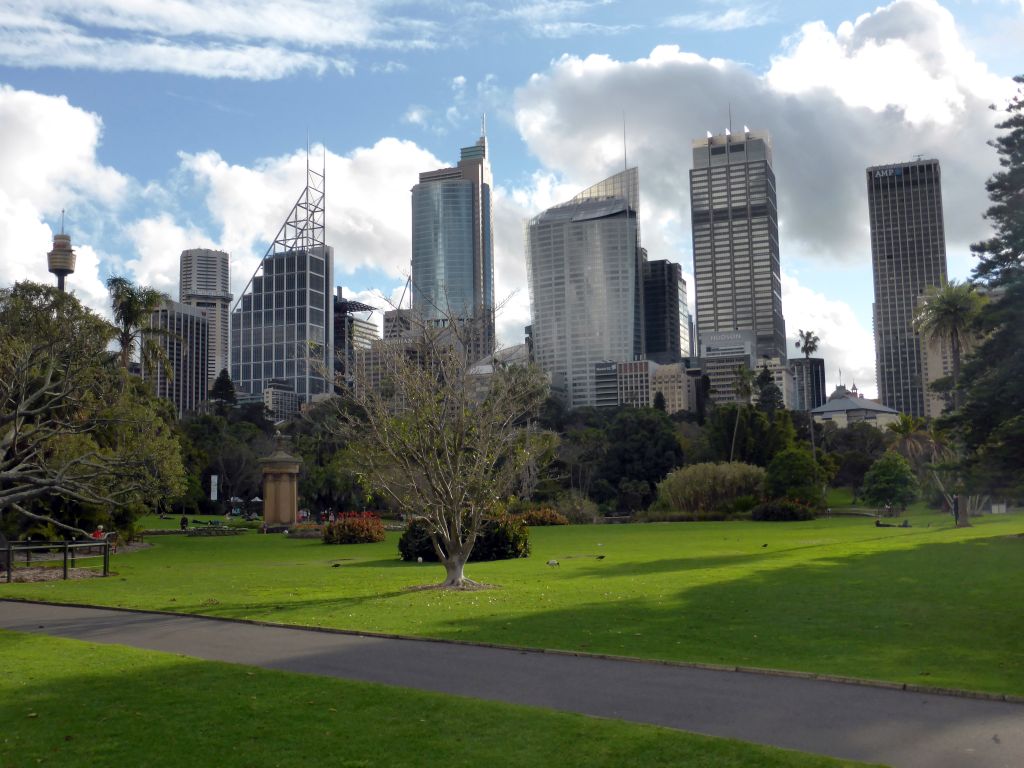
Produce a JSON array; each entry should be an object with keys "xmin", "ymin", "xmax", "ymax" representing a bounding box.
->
[
  {"xmin": 231, "ymin": 164, "xmax": 333, "ymax": 418},
  {"xmin": 333, "ymin": 287, "xmax": 378, "ymax": 385},
  {"xmin": 867, "ymin": 158, "xmax": 948, "ymax": 417},
  {"xmin": 526, "ymin": 168, "xmax": 644, "ymax": 408},
  {"xmin": 143, "ymin": 300, "xmax": 209, "ymax": 418},
  {"xmin": 411, "ymin": 133, "xmax": 494, "ymax": 357},
  {"xmin": 690, "ymin": 129, "xmax": 786, "ymax": 364},
  {"xmin": 643, "ymin": 259, "xmax": 689, "ymax": 364},
  {"xmin": 180, "ymin": 248, "xmax": 231, "ymax": 386}
]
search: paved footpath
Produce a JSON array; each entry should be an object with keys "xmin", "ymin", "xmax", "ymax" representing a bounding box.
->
[{"xmin": 2, "ymin": 600, "xmax": 1022, "ymax": 768}]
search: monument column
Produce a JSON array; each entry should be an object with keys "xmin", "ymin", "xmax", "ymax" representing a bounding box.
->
[{"xmin": 258, "ymin": 433, "xmax": 302, "ymax": 526}]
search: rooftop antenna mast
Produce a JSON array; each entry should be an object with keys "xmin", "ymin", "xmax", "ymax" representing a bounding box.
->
[
  {"xmin": 622, "ymin": 111, "xmax": 628, "ymax": 172},
  {"xmin": 728, "ymin": 102, "xmax": 732, "ymax": 135},
  {"xmin": 481, "ymin": 113, "xmax": 487, "ymax": 138}
]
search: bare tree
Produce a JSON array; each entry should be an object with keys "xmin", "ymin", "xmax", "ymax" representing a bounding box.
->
[
  {"xmin": 1, "ymin": 283, "xmax": 185, "ymax": 537},
  {"xmin": 329, "ymin": 312, "xmax": 550, "ymax": 588}
]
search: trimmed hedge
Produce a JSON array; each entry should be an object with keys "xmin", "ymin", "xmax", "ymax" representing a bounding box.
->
[
  {"xmin": 750, "ymin": 500, "xmax": 815, "ymax": 522},
  {"xmin": 322, "ymin": 512, "xmax": 386, "ymax": 544},
  {"xmin": 398, "ymin": 515, "xmax": 530, "ymax": 562}
]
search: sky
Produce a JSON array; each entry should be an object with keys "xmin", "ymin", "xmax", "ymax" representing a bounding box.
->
[{"xmin": 1, "ymin": 0, "xmax": 1022, "ymax": 399}]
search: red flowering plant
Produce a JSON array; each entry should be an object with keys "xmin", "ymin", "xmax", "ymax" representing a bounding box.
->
[{"xmin": 322, "ymin": 511, "xmax": 385, "ymax": 544}]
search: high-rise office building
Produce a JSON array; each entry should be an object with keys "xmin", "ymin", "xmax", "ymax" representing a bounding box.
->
[
  {"xmin": 643, "ymin": 259, "xmax": 689, "ymax": 364},
  {"xmin": 867, "ymin": 158, "xmax": 948, "ymax": 417},
  {"xmin": 690, "ymin": 129, "xmax": 786, "ymax": 364},
  {"xmin": 143, "ymin": 300, "xmax": 209, "ymax": 418},
  {"xmin": 411, "ymin": 133, "xmax": 495, "ymax": 358},
  {"xmin": 180, "ymin": 248, "xmax": 231, "ymax": 386},
  {"xmin": 790, "ymin": 357, "xmax": 827, "ymax": 412},
  {"xmin": 231, "ymin": 166, "xmax": 333, "ymax": 418},
  {"xmin": 526, "ymin": 168, "xmax": 644, "ymax": 408},
  {"xmin": 333, "ymin": 288, "xmax": 378, "ymax": 385}
]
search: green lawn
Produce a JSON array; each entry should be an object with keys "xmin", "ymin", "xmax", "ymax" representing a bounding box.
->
[
  {"xmin": 3, "ymin": 511, "xmax": 1023, "ymax": 696},
  {"xmin": 0, "ymin": 631, "xmax": 868, "ymax": 768}
]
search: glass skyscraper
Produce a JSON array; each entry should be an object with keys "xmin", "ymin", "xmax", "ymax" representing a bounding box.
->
[
  {"xmin": 690, "ymin": 129, "xmax": 786, "ymax": 363},
  {"xmin": 526, "ymin": 168, "xmax": 644, "ymax": 408},
  {"xmin": 643, "ymin": 258, "xmax": 689, "ymax": 364},
  {"xmin": 231, "ymin": 166, "xmax": 333, "ymax": 416},
  {"xmin": 179, "ymin": 248, "xmax": 231, "ymax": 386},
  {"xmin": 143, "ymin": 299, "xmax": 209, "ymax": 418},
  {"xmin": 411, "ymin": 134, "xmax": 494, "ymax": 358},
  {"xmin": 867, "ymin": 158, "xmax": 948, "ymax": 417}
]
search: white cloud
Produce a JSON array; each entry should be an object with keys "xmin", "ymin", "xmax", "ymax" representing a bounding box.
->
[
  {"xmin": 782, "ymin": 273, "xmax": 877, "ymax": 397},
  {"xmin": 665, "ymin": 7, "xmax": 773, "ymax": 32},
  {"xmin": 0, "ymin": 0, "xmax": 435, "ymax": 79},
  {"xmin": 0, "ymin": 85, "xmax": 127, "ymax": 313},
  {"xmin": 178, "ymin": 138, "xmax": 443, "ymax": 303},
  {"xmin": 765, "ymin": 0, "xmax": 1009, "ymax": 126},
  {"xmin": 402, "ymin": 106, "xmax": 431, "ymax": 127}
]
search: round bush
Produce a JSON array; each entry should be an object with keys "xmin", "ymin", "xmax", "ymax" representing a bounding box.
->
[
  {"xmin": 398, "ymin": 515, "xmax": 530, "ymax": 562},
  {"xmin": 655, "ymin": 462, "xmax": 765, "ymax": 517}
]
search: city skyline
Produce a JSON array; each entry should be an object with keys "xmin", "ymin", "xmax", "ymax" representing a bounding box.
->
[{"xmin": 2, "ymin": 1, "xmax": 1022, "ymax": 399}]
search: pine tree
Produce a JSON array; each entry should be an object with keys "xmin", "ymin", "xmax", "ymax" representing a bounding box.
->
[
  {"xmin": 210, "ymin": 368, "xmax": 237, "ymax": 405},
  {"xmin": 946, "ymin": 76, "xmax": 1024, "ymax": 499}
]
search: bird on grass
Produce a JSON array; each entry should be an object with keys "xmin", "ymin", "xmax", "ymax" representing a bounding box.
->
[{"xmin": 761, "ymin": 543, "xmax": 768, "ymax": 548}]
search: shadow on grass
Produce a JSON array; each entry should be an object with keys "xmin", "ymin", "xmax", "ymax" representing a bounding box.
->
[
  {"xmin": 0, "ymin": 632, "xmax": 854, "ymax": 768},
  {"xmin": 431, "ymin": 535, "xmax": 1024, "ymax": 696}
]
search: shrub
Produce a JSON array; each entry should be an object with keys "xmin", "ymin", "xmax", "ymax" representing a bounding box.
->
[
  {"xmin": 322, "ymin": 512, "xmax": 385, "ymax": 544},
  {"xmin": 861, "ymin": 451, "xmax": 919, "ymax": 512},
  {"xmin": 765, "ymin": 447, "xmax": 825, "ymax": 508},
  {"xmin": 555, "ymin": 492, "xmax": 598, "ymax": 524},
  {"xmin": 655, "ymin": 462, "xmax": 765, "ymax": 516},
  {"xmin": 751, "ymin": 499, "xmax": 815, "ymax": 521},
  {"xmin": 516, "ymin": 506, "xmax": 569, "ymax": 526},
  {"xmin": 397, "ymin": 515, "xmax": 530, "ymax": 562}
]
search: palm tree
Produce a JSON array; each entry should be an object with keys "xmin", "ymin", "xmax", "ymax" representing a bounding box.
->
[
  {"xmin": 886, "ymin": 413, "xmax": 930, "ymax": 469},
  {"xmin": 794, "ymin": 329, "xmax": 820, "ymax": 466},
  {"xmin": 913, "ymin": 280, "xmax": 983, "ymax": 410},
  {"xmin": 106, "ymin": 276, "xmax": 171, "ymax": 373},
  {"xmin": 729, "ymin": 364, "xmax": 755, "ymax": 463}
]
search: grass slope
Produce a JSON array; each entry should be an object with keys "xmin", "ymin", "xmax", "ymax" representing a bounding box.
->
[
  {"xmin": 3, "ymin": 512, "xmax": 1023, "ymax": 696},
  {"xmin": 0, "ymin": 631, "xmax": 868, "ymax": 768}
]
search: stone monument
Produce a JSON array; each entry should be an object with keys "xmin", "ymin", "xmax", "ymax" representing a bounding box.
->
[{"xmin": 259, "ymin": 432, "xmax": 302, "ymax": 526}]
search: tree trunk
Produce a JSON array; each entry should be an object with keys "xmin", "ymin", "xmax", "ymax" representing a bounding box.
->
[
  {"xmin": 951, "ymin": 334, "xmax": 962, "ymax": 411},
  {"xmin": 730, "ymin": 410, "xmax": 739, "ymax": 463},
  {"xmin": 441, "ymin": 553, "xmax": 472, "ymax": 587}
]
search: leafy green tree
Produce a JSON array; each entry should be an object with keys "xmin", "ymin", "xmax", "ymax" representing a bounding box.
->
[
  {"xmin": 1, "ymin": 282, "xmax": 185, "ymax": 536},
  {"xmin": 730, "ymin": 364, "xmax": 755, "ymax": 462},
  {"xmin": 598, "ymin": 408, "xmax": 684, "ymax": 510},
  {"xmin": 105, "ymin": 275, "xmax": 171, "ymax": 373},
  {"xmin": 914, "ymin": 281, "xmax": 983, "ymax": 410},
  {"xmin": 765, "ymin": 447, "xmax": 824, "ymax": 508},
  {"xmin": 861, "ymin": 452, "xmax": 919, "ymax": 512}
]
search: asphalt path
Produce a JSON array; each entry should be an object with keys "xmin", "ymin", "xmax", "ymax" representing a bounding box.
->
[{"xmin": 2, "ymin": 600, "xmax": 1022, "ymax": 768}]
